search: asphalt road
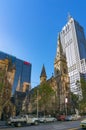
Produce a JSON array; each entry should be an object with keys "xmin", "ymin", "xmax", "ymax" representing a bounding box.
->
[{"xmin": 0, "ymin": 120, "xmax": 83, "ymax": 130}]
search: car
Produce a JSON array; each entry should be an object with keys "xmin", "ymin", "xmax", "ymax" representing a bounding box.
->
[
  {"xmin": 65, "ymin": 115, "xmax": 73, "ymax": 121},
  {"xmin": 45, "ymin": 116, "xmax": 57, "ymax": 122},
  {"xmin": 72, "ymin": 115, "xmax": 81, "ymax": 121},
  {"xmin": 38, "ymin": 116, "xmax": 57, "ymax": 123},
  {"xmin": 65, "ymin": 114, "xmax": 81, "ymax": 121},
  {"xmin": 76, "ymin": 115, "xmax": 81, "ymax": 120},
  {"xmin": 57, "ymin": 115, "xmax": 65, "ymax": 121},
  {"xmin": 80, "ymin": 118, "xmax": 86, "ymax": 129},
  {"xmin": 7, "ymin": 114, "xmax": 39, "ymax": 127},
  {"xmin": 38, "ymin": 117, "xmax": 46, "ymax": 123}
]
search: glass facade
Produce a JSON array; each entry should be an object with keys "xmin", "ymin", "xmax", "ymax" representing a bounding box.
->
[
  {"xmin": 0, "ymin": 50, "xmax": 31, "ymax": 95},
  {"xmin": 75, "ymin": 22, "xmax": 86, "ymax": 59}
]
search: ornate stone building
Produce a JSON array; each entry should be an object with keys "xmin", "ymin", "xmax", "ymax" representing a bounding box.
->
[
  {"xmin": 0, "ymin": 59, "xmax": 16, "ymax": 120},
  {"xmin": 54, "ymin": 35, "xmax": 70, "ymax": 113},
  {"xmin": 29, "ymin": 34, "xmax": 70, "ymax": 115},
  {"xmin": 40, "ymin": 66, "xmax": 58, "ymax": 114},
  {"xmin": 40, "ymin": 64, "xmax": 47, "ymax": 83}
]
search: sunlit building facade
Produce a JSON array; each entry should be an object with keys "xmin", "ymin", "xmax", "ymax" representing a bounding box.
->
[{"xmin": 60, "ymin": 16, "xmax": 86, "ymax": 96}]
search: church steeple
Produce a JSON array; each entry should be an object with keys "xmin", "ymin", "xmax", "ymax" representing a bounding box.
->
[
  {"xmin": 57, "ymin": 34, "xmax": 64, "ymax": 57},
  {"xmin": 54, "ymin": 34, "xmax": 68, "ymax": 76},
  {"xmin": 54, "ymin": 34, "xmax": 70, "ymax": 113},
  {"xmin": 40, "ymin": 64, "xmax": 47, "ymax": 83}
]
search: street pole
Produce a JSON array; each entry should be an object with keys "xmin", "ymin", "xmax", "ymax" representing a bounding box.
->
[
  {"xmin": 65, "ymin": 103, "xmax": 67, "ymax": 116},
  {"xmin": 37, "ymin": 90, "xmax": 39, "ymax": 118},
  {"xmin": 65, "ymin": 97, "xmax": 68, "ymax": 116}
]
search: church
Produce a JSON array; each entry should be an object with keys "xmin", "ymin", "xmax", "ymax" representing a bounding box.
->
[{"xmin": 29, "ymin": 34, "xmax": 71, "ymax": 115}]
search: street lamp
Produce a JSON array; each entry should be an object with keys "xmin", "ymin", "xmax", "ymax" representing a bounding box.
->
[
  {"xmin": 37, "ymin": 89, "xmax": 39, "ymax": 118},
  {"xmin": 65, "ymin": 97, "xmax": 68, "ymax": 116}
]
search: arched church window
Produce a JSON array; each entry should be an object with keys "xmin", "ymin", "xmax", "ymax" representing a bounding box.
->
[
  {"xmin": 64, "ymin": 68, "xmax": 67, "ymax": 74},
  {"xmin": 65, "ymin": 85, "xmax": 68, "ymax": 91}
]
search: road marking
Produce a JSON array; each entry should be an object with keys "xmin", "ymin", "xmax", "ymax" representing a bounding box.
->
[{"xmin": 68, "ymin": 128, "xmax": 80, "ymax": 130}]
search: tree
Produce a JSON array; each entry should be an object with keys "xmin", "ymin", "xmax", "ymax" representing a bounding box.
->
[
  {"xmin": 30, "ymin": 80, "xmax": 60, "ymax": 116},
  {"xmin": 38, "ymin": 82, "xmax": 55, "ymax": 115},
  {"xmin": 0, "ymin": 69, "xmax": 6, "ymax": 119},
  {"xmin": 80, "ymin": 78, "xmax": 86, "ymax": 101},
  {"xmin": 70, "ymin": 92, "xmax": 79, "ymax": 113},
  {"xmin": 79, "ymin": 78, "xmax": 86, "ymax": 114}
]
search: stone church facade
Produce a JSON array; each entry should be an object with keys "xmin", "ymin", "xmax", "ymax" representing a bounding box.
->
[
  {"xmin": 29, "ymin": 34, "xmax": 71, "ymax": 115},
  {"xmin": 40, "ymin": 34, "xmax": 70, "ymax": 114},
  {"xmin": 54, "ymin": 35, "xmax": 70, "ymax": 113}
]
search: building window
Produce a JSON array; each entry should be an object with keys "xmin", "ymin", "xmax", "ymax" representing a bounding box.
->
[
  {"xmin": 65, "ymin": 85, "xmax": 68, "ymax": 91},
  {"xmin": 81, "ymin": 60, "xmax": 84, "ymax": 64},
  {"xmin": 6, "ymin": 89, "xmax": 9, "ymax": 94},
  {"xmin": 64, "ymin": 68, "xmax": 67, "ymax": 74},
  {"xmin": 63, "ymin": 30, "xmax": 65, "ymax": 34}
]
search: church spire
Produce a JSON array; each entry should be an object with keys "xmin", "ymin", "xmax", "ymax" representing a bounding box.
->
[
  {"xmin": 40, "ymin": 64, "xmax": 47, "ymax": 83},
  {"xmin": 54, "ymin": 33, "xmax": 68, "ymax": 76},
  {"xmin": 57, "ymin": 34, "xmax": 63, "ymax": 57}
]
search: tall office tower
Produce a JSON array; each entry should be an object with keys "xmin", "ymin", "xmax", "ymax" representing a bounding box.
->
[
  {"xmin": 59, "ymin": 16, "xmax": 86, "ymax": 96},
  {"xmin": 0, "ymin": 51, "xmax": 32, "ymax": 95}
]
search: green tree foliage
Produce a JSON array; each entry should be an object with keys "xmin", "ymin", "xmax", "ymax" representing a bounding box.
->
[
  {"xmin": 38, "ymin": 82, "xmax": 55, "ymax": 112},
  {"xmin": 0, "ymin": 82, "xmax": 4, "ymax": 90},
  {"xmin": 71, "ymin": 92, "xmax": 79, "ymax": 109},
  {"xmin": 32, "ymin": 82, "xmax": 55, "ymax": 115},
  {"xmin": 80, "ymin": 78, "xmax": 86, "ymax": 101},
  {"xmin": 0, "ymin": 71, "xmax": 5, "ymax": 91},
  {"xmin": 79, "ymin": 78, "xmax": 86, "ymax": 113},
  {"xmin": 0, "ymin": 65, "xmax": 6, "ymax": 85}
]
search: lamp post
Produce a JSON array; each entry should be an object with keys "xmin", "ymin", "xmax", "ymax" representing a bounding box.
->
[
  {"xmin": 37, "ymin": 89, "xmax": 39, "ymax": 118},
  {"xmin": 65, "ymin": 97, "xmax": 68, "ymax": 116}
]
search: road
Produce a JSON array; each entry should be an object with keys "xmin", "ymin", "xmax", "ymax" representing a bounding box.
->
[{"xmin": 0, "ymin": 120, "xmax": 83, "ymax": 130}]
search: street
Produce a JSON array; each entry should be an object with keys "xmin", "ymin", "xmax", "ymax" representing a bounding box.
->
[{"xmin": 0, "ymin": 120, "xmax": 83, "ymax": 130}]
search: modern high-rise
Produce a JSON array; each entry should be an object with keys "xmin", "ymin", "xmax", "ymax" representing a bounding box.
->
[
  {"xmin": 59, "ymin": 16, "xmax": 86, "ymax": 96},
  {"xmin": 0, "ymin": 50, "xmax": 32, "ymax": 95}
]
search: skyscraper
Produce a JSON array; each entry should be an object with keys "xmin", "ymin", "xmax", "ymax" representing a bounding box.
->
[
  {"xmin": 0, "ymin": 51, "xmax": 32, "ymax": 95},
  {"xmin": 59, "ymin": 16, "xmax": 86, "ymax": 96}
]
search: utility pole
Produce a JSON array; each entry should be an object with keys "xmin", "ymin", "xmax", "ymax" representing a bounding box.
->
[
  {"xmin": 65, "ymin": 97, "xmax": 68, "ymax": 116},
  {"xmin": 37, "ymin": 89, "xmax": 39, "ymax": 118}
]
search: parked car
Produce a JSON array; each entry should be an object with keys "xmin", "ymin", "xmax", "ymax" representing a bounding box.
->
[
  {"xmin": 7, "ymin": 114, "xmax": 39, "ymax": 127},
  {"xmin": 57, "ymin": 115, "xmax": 65, "ymax": 121},
  {"xmin": 65, "ymin": 115, "xmax": 73, "ymax": 121},
  {"xmin": 72, "ymin": 115, "xmax": 81, "ymax": 121},
  {"xmin": 38, "ymin": 117, "xmax": 46, "ymax": 123},
  {"xmin": 65, "ymin": 114, "xmax": 81, "ymax": 121},
  {"xmin": 38, "ymin": 116, "xmax": 57, "ymax": 123},
  {"xmin": 80, "ymin": 118, "xmax": 86, "ymax": 129}
]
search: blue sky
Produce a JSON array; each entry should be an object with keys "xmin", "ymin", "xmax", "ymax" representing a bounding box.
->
[{"xmin": 0, "ymin": 0, "xmax": 86, "ymax": 88}]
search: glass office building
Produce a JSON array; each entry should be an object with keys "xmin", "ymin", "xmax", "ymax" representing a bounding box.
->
[
  {"xmin": 59, "ymin": 16, "xmax": 86, "ymax": 96},
  {"xmin": 0, "ymin": 50, "xmax": 32, "ymax": 95}
]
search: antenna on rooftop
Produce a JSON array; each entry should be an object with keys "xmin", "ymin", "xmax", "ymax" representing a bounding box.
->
[{"xmin": 67, "ymin": 12, "xmax": 71, "ymax": 21}]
